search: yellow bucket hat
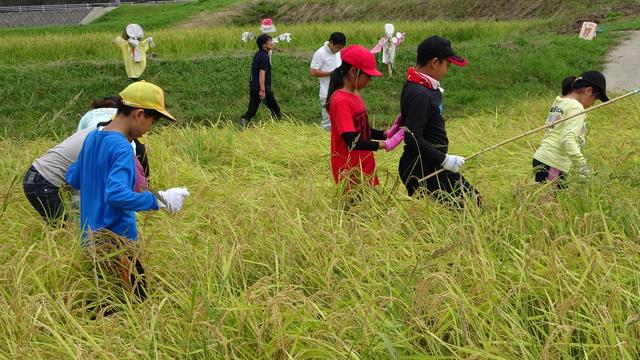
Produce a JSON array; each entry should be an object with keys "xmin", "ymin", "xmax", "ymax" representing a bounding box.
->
[{"xmin": 119, "ymin": 81, "xmax": 176, "ymax": 121}]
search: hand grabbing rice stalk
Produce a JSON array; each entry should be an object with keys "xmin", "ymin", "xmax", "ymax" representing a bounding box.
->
[{"xmin": 65, "ymin": 81, "xmax": 189, "ymax": 306}]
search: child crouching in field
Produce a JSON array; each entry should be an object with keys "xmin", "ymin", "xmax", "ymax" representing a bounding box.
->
[
  {"xmin": 532, "ymin": 71, "xmax": 609, "ymax": 187},
  {"xmin": 23, "ymin": 96, "xmax": 142, "ymax": 224},
  {"xmin": 66, "ymin": 81, "xmax": 189, "ymax": 302},
  {"xmin": 327, "ymin": 45, "xmax": 404, "ymax": 190}
]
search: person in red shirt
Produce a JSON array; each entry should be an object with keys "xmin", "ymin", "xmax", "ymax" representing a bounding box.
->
[{"xmin": 327, "ymin": 45, "xmax": 405, "ymax": 189}]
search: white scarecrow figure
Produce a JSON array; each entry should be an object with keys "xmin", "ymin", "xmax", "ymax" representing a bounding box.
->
[
  {"xmin": 370, "ymin": 23, "xmax": 405, "ymax": 76},
  {"xmin": 114, "ymin": 23, "xmax": 156, "ymax": 80},
  {"xmin": 241, "ymin": 18, "xmax": 292, "ymax": 46}
]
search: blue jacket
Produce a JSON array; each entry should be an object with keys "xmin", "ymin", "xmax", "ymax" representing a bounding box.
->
[{"xmin": 66, "ymin": 130, "xmax": 158, "ymax": 242}]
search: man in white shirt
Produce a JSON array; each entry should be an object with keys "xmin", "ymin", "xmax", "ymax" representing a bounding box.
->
[{"xmin": 309, "ymin": 32, "xmax": 346, "ymax": 131}]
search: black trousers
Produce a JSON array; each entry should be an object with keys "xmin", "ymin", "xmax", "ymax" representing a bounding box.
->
[
  {"xmin": 23, "ymin": 166, "xmax": 66, "ymax": 222},
  {"xmin": 242, "ymin": 88, "xmax": 282, "ymax": 122},
  {"xmin": 87, "ymin": 231, "xmax": 148, "ymax": 302},
  {"xmin": 532, "ymin": 158, "xmax": 567, "ymax": 188},
  {"xmin": 399, "ymin": 158, "xmax": 480, "ymax": 207}
]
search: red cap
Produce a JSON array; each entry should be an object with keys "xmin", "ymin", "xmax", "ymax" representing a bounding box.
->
[{"xmin": 340, "ymin": 45, "xmax": 383, "ymax": 77}]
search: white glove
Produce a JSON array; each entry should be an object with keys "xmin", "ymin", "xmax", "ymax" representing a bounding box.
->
[
  {"xmin": 157, "ymin": 187, "xmax": 190, "ymax": 214},
  {"xmin": 576, "ymin": 162, "xmax": 591, "ymax": 178},
  {"xmin": 441, "ymin": 154, "xmax": 465, "ymax": 173},
  {"xmin": 146, "ymin": 37, "xmax": 156, "ymax": 48}
]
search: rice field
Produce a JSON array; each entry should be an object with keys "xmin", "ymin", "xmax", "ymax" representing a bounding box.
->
[{"xmin": 2, "ymin": 2, "xmax": 640, "ymax": 358}]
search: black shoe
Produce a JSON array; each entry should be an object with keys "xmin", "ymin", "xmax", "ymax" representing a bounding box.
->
[{"xmin": 238, "ymin": 118, "xmax": 249, "ymax": 129}]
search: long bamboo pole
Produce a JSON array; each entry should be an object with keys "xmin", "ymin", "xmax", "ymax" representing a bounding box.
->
[{"xmin": 418, "ymin": 89, "xmax": 640, "ymax": 183}]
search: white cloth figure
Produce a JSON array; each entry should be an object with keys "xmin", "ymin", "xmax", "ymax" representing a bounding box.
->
[
  {"xmin": 272, "ymin": 33, "xmax": 292, "ymax": 44},
  {"xmin": 370, "ymin": 23, "xmax": 405, "ymax": 74},
  {"xmin": 241, "ymin": 32, "xmax": 255, "ymax": 43},
  {"xmin": 126, "ymin": 24, "xmax": 145, "ymax": 63}
]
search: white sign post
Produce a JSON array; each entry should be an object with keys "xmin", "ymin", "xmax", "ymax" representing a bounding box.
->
[{"xmin": 579, "ymin": 22, "xmax": 598, "ymax": 41}]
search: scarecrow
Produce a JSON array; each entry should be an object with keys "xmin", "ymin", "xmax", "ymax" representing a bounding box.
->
[
  {"xmin": 241, "ymin": 18, "xmax": 292, "ymax": 47},
  {"xmin": 114, "ymin": 23, "xmax": 156, "ymax": 80},
  {"xmin": 370, "ymin": 23, "xmax": 405, "ymax": 76}
]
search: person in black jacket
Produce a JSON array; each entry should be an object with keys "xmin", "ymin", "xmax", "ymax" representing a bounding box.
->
[
  {"xmin": 398, "ymin": 36, "xmax": 479, "ymax": 206},
  {"xmin": 239, "ymin": 33, "xmax": 283, "ymax": 128}
]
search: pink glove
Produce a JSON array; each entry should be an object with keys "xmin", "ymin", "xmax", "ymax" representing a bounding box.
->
[
  {"xmin": 134, "ymin": 157, "xmax": 148, "ymax": 192},
  {"xmin": 383, "ymin": 129, "xmax": 404, "ymax": 152},
  {"xmin": 384, "ymin": 115, "xmax": 403, "ymax": 138}
]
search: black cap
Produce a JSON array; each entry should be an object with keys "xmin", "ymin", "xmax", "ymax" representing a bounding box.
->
[
  {"xmin": 575, "ymin": 71, "xmax": 609, "ymax": 102},
  {"xmin": 417, "ymin": 35, "xmax": 468, "ymax": 67}
]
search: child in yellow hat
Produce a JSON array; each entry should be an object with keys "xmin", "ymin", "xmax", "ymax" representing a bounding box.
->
[{"xmin": 66, "ymin": 81, "xmax": 188, "ymax": 301}]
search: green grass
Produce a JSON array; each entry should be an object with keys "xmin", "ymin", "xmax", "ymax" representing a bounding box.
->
[
  {"xmin": 2, "ymin": 95, "xmax": 640, "ymax": 357},
  {"xmin": 0, "ymin": 20, "xmax": 619, "ymax": 139},
  {"xmin": 90, "ymin": 0, "xmax": 239, "ymax": 31}
]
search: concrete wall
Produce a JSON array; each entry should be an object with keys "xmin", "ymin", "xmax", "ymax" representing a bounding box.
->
[{"xmin": 0, "ymin": 8, "xmax": 91, "ymax": 28}]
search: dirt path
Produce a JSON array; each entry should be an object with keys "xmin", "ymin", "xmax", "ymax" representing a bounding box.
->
[{"xmin": 603, "ymin": 31, "xmax": 640, "ymax": 93}]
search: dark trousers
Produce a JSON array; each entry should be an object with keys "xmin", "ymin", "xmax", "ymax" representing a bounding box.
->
[
  {"xmin": 532, "ymin": 158, "xmax": 567, "ymax": 188},
  {"xmin": 399, "ymin": 158, "xmax": 480, "ymax": 207},
  {"xmin": 87, "ymin": 230, "xmax": 148, "ymax": 302},
  {"xmin": 242, "ymin": 88, "xmax": 282, "ymax": 122},
  {"xmin": 23, "ymin": 166, "xmax": 66, "ymax": 222},
  {"xmin": 134, "ymin": 138, "xmax": 150, "ymax": 178},
  {"xmin": 84, "ymin": 232, "xmax": 148, "ymax": 318}
]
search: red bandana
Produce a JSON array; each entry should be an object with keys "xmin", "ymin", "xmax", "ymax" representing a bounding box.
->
[{"xmin": 406, "ymin": 67, "xmax": 440, "ymax": 90}]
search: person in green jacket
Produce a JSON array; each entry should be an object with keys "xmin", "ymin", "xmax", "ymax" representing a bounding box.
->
[{"xmin": 532, "ymin": 71, "xmax": 609, "ymax": 187}]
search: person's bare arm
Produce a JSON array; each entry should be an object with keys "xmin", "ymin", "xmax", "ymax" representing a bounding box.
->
[
  {"xmin": 259, "ymin": 70, "xmax": 266, "ymax": 99},
  {"xmin": 309, "ymin": 68, "xmax": 331, "ymax": 77}
]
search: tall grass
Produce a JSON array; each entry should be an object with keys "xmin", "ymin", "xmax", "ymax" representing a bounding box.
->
[
  {"xmin": 2, "ymin": 95, "xmax": 640, "ymax": 357},
  {"xmin": 1, "ymin": 20, "xmax": 545, "ymax": 65},
  {"xmin": 0, "ymin": 19, "xmax": 618, "ymax": 139}
]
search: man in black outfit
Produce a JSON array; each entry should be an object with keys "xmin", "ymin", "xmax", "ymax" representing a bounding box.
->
[
  {"xmin": 398, "ymin": 36, "xmax": 480, "ymax": 206},
  {"xmin": 239, "ymin": 34, "xmax": 282, "ymax": 127}
]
